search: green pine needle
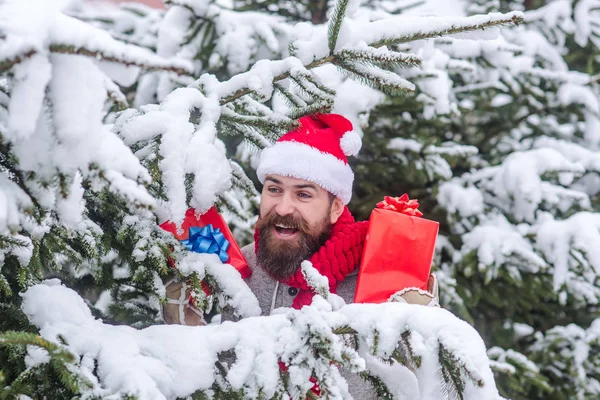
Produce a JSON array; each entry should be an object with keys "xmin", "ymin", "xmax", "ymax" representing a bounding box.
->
[
  {"xmin": 333, "ymin": 325, "xmax": 357, "ymax": 335},
  {"xmin": 274, "ymin": 82, "xmax": 307, "ymax": 108},
  {"xmin": 335, "ymin": 58, "xmax": 415, "ymax": 96},
  {"xmin": 438, "ymin": 342, "xmax": 466, "ymax": 400},
  {"xmin": 0, "ymin": 48, "xmax": 37, "ymax": 74},
  {"xmin": 359, "ymin": 372, "xmax": 395, "ymax": 400},
  {"xmin": 328, "ymin": 0, "xmax": 350, "ymax": 54},
  {"xmin": 338, "ymin": 47, "xmax": 422, "ymax": 69},
  {"xmin": 401, "ymin": 330, "xmax": 422, "ymax": 368},
  {"xmin": 371, "ymin": 15, "xmax": 524, "ymax": 48}
]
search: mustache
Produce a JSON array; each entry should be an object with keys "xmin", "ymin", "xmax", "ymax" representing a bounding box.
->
[{"xmin": 256, "ymin": 211, "xmax": 310, "ymax": 233}]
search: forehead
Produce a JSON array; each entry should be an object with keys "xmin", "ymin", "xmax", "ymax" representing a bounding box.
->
[{"xmin": 264, "ymin": 174, "xmax": 323, "ymax": 190}]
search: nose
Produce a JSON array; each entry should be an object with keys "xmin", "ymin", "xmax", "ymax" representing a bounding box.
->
[{"xmin": 274, "ymin": 193, "xmax": 295, "ymax": 216}]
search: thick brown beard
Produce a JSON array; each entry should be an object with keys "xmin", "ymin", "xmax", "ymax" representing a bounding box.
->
[{"xmin": 256, "ymin": 211, "xmax": 332, "ymax": 281}]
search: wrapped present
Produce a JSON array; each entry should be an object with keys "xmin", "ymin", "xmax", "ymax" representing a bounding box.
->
[
  {"xmin": 160, "ymin": 207, "xmax": 252, "ymax": 279},
  {"xmin": 354, "ymin": 194, "xmax": 439, "ymax": 303}
]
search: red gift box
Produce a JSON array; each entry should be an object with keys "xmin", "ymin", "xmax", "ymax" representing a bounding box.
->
[
  {"xmin": 354, "ymin": 195, "xmax": 439, "ymax": 303},
  {"xmin": 160, "ymin": 207, "xmax": 252, "ymax": 279}
]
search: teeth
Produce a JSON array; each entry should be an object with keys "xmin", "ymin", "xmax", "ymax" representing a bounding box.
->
[{"xmin": 276, "ymin": 224, "xmax": 294, "ymax": 229}]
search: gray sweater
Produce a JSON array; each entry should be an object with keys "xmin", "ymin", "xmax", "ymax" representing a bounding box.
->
[{"xmin": 238, "ymin": 243, "xmax": 378, "ymax": 399}]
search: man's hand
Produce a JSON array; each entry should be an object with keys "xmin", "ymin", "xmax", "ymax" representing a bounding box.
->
[
  {"xmin": 163, "ymin": 279, "xmax": 206, "ymax": 326},
  {"xmin": 387, "ymin": 273, "xmax": 439, "ymax": 306}
]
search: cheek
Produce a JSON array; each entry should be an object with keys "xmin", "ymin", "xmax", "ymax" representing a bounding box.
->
[
  {"xmin": 298, "ymin": 202, "xmax": 328, "ymax": 228},
  {"xmin": 259, "ymin": 196, "xmax": 275, "ymax": 217}
]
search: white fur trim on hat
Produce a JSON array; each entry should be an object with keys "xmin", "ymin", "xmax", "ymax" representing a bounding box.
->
[{"xmin": 256, "ymin": 141, "xmax": 354, "ymax": 204}]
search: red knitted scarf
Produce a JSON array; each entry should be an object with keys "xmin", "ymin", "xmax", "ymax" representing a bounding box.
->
[{"xmin": 254, "ymin": 207, "xmax": 369, "ymax": 309}]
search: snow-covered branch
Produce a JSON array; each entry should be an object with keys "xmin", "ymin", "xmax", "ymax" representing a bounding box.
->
[{"xmin": 20, "ymin": 281, "xmax": 502, "ymax": 400}]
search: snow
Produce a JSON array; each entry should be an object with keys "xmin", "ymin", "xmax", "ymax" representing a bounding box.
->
[
  {"xmin": 388, "ymin": 138, "xmax": 423, "ymax": 153},
  {"xmin": 22, "ymin": 280, "xmax": 501, "ymax": 399},
  {"xmin": 336, "ymin": 302, "xmax": 500, "ymax": 399},
  {"xmin": 202, "ymin": 254, "xmax": 261, "ymax": 318},
  {"xmin": 437, "ymin": 182, "xmax": 485, "ymax": 219},
  {"xmin": 5, "ymin": 54, "xmax": 51, "ymax": 141},
  {"xmin": 557, "ymin": 83, "xmax": 600, "ymax": 146},
  {"xmin": 0, "ymin": 173, "xmax": 32, "ymax": 235},
  {"xmin": 535, "ymin": 212, "xmax": 600, "ymax": 292},
  {"xmin": 513, "ymin": 323, "xmax": 535, "ymax": 338},
  {"xmin": 574, "ymin": 0, "xmax": 600, "ymax": 48},
  {"xmin": 459, "ymin": 215, "xmax": 547, "ymax": 282},
  {"xmin": 479, "ymin": 149, "xmax": 585, "ymax": 222},
  {"xmin": 487, "ymin": 347, "xmax": 540, "ymax": 375},
  {"xmin": 301, "ymin": 260, "xmax": 330, "ymax": 299},
  {"xmin": 116, "ymin": 87, "xmax": 232, "ymax": 224},
  {"xmin": 50, "ymin": 13, "xmax": 192, "ymax": 74},
  {"xmin": 290, "ymin": 11, "xmax": 523, "ymax": 65},
  {"xmin": 3, "ymin": 0, "xmax": 599, "ymax": 397},
  {"xmin": 25, "ymin": 345, "xmax": 51, "ymax": 368},
  {"xmin": 55, "ymin": 172, "xmax": 85, "ymax": 229}
]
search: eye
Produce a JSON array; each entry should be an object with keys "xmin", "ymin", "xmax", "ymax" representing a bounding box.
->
[
  {"xmin": 298, "ymin": 192, "xmax": 312, "ymax": 199},
  {"xmin": 267, "ymin": 187, "xmax": 281, "ymax": 194}
]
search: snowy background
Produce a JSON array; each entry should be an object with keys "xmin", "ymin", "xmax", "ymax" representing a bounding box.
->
[{"xmin": 1, "ymin": 0, "xmax": 599, "ymax": 399}]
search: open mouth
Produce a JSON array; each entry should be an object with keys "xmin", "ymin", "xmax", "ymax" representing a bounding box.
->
[{"xmin": 274, "ymin": 224, "xmax": 299, "ymax": 237}]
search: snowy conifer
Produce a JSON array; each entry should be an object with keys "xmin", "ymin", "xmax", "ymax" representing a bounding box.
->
[{"xmin": 0, "ymin": 0, "xmax": 568, "ymax": 399}]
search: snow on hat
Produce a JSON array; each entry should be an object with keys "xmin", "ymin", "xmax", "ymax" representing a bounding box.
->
[{"xmin": 256, "ymin": 113, "xmax": 361, "ymax": 205}]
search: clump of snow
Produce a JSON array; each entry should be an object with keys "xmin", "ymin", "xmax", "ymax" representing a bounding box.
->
[
  {"xmin": 476, "ymin": 149, "xmax": 585, "ymax": 223},
  {"xmin": 459, "ymin": 214, "xmax": 547, "ymax": 282},
  {"xmin": 438, "ymin": 181, "xmax": 485, "ymax": 219},
  {"xmin": 301, "ymin": 260, "xmax": 330, "ymax": 300},
  {"xmin": 534, "ymin": 212, "xmax": 600, "ymax": 292}
]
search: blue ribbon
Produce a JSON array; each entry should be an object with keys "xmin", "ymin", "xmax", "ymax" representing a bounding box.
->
[{"xmin": 181, "ymin": 224, "xmax": 230, "ymax": 263}]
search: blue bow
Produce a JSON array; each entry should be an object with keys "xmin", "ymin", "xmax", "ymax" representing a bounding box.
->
[{"xmin": 181, "ymin": 224, "xmax": 230, "ymax": 263}]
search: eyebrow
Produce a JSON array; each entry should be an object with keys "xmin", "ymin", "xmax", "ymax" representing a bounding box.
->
[
  {"xmin": 294, "ymin": 183, "xmax": 318, "ymax": 191},
  {"xmin": 264, "ymin": 177, "xmax": 318, "ymax": 191}
]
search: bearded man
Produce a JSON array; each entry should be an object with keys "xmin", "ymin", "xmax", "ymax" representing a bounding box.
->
[{"xmin": 163, "ymin": 113, "xmax": 438, "ymax": 398}]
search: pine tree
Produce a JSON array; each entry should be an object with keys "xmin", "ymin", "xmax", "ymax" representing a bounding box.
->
[
  {"xmin": 313, "ymin": 0, "xmax": 599, "ymax": 399},
  {"xmin": 0, "ymin": 0, "xmax": 531, "ymax": 398}
]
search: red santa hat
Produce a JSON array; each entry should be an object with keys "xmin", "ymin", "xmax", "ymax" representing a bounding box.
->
[{"xmin": 256, "ymin": 114, "xmax": 361, "ymax": 205}]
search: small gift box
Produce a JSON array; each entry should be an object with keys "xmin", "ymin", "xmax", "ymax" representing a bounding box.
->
[
  {"xmin": 160, "ymin": 207, "xmax": 251, "ymax": 279},
  {"xmin": 354, "ymin": 195, "xmax": 439, "ymax": 303}
]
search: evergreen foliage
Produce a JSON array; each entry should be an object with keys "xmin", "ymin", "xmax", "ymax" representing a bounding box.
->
[{"xmin": 3, "ymin": 0, "xmax": 589, "ymax": 398}]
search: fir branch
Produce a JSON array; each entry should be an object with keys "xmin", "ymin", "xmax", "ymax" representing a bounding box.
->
[
  {"xmin": 216, "ymin": 194, "xmax": 249, "ymax": 224},
  {"xmin": 328, "ymin": 0, "xmax": 350, "ymax": 54},
  {"xmin": 0, "ymin": 48, "xmax": 37, "ymax": 74},
  {"xmin": 359, "ymin": 372, "xmax": 395, "ymax": 400},
  {"xmin": 373, "ymin": 329, "xmax": 380, "ymax": 354},
  {"xmin": 401, "ymin": 330, "xmax": 422, "ymax": 368},
  {"xmin": 338, "ymin": 48, "xmax": 422, "ymax": 69},
  {"xmin": 49, "ymin": 44, "xmax": 192, "ymax": 75},
  {"xmin": 439, "ymin": 342, "xmax": 466, "ymax": 400},
  {"xmin": 0, "ymin": 274, "xmax": 11, "ymax": 297},
  {"xmin": 273, "ymin": 82, "xmax": 307, "ymax": 108},
  {"xmin": 0, "ymin": 139, "xmax": 41, "ymax": 213},
  {"xmin": 371, "ymin": 13, "xmax": 524, "ymax": 48},
  {"xmin": 220, "ymin": 120, "xmax": 272, "ymax": 149},
  {"xmin": 105, "ymin": 81, "xmax": 129, "ymax": 111},
  {"xmin": 301, "ymin": 72, "xmax": 336, "ymax": 97},
  {"xmin": 289, "ymin": 74, "xmax": 331, "ymax": 101},
  {"xmin": 332, "ymin": 325, "xmax": 357, "ymax": 335},
  {"xmin": 334, "ymin": 59, "xmax": 416, "ymax": 94},
  {"xmin": 218, "ymin": 56, "xmax": 334, "ymax": 105},
  {"xmin": 229, "ymin": 161, "xmax": 260, "ymax": 198},
  {"xmin": 164, "ymin": 0, "xmax": 212, "ymax": 21},
  {"xmin": 0, "ymin": 331, "xmax": 84, "ymax": 391},
  {"xmin": 289, "ymin": 101, "xmax": 334, "ymax": 119},
  {"xmin": 221, "ymin": 107, "xmax": 296, "ymax": 132}
]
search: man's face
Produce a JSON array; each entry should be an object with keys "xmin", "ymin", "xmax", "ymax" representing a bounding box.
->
[{"xmin": 256, "ymin": 174, "xmax": 344, "ymax": 280}]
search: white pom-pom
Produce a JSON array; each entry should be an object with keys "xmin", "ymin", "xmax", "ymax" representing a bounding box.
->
[{"xmin": 340, "ymin": 130, "xmax": 362, "ymax": 156}]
